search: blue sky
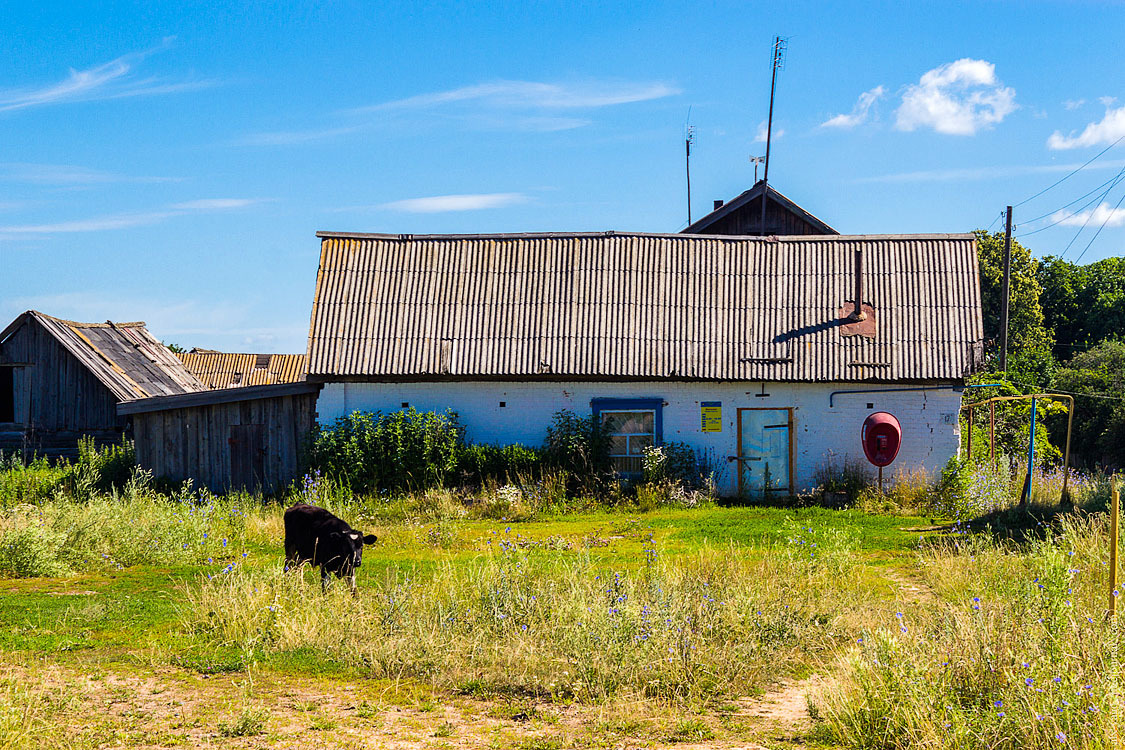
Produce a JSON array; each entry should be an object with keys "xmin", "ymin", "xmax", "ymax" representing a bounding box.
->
[{"xmin": 2, "ymin": 1, "xmax": 1124, "ymax": 353}]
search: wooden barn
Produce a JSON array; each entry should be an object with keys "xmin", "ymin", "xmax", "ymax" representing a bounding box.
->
[
  {"xmin": 683, "ymin": 181, "xmax": 837, "ymax": 236},
  {"xmin": 118, "ymin": 382, "xmax": 321, "ymax": 493},
  {"xmin": 176, "ymin": 349, "xmax": 306, "ymax": 389},
  {"xmin": 0, "ymin": 311, "xmax": 205, "ymax": 458}
]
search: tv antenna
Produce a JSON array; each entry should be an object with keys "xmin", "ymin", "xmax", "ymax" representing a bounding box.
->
[{"xmin": 759, "ymin": 35, "xmax": 787, "ymax": 233}]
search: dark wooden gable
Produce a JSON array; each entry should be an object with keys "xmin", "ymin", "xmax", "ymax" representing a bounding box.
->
[{"xmin": 682, "ymin": 181, "xmax": 837, "ymax": 236}]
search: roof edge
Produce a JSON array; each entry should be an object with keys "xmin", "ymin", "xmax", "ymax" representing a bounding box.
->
[
  {"xmin": 117, "ymin": 381, "xmax": 321, "ymax": 415},
  {"xmin": 316, "ymin": 230, "xmax": 975, "ymax": 242}
]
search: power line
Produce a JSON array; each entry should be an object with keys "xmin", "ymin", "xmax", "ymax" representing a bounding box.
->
[
  {"xmin": 1016, "ymin": 167, "xmax": 1125, "ymax": 238},
  {"xmin": 1059, "ymin": 173, "xmax": 1125, "ymax": 258},
  {"xmin": 985, "ymin": 210, "xmax": 1004, "ymax": 232},
  {"xmin": 1012, "ymin": 134, "xmax": 1125, "ymax": 208},
  {"xmin": 1072, "ymin": 186, "xmax": 1125, "ymax": 263},
  {"xmin": 1017, "ymin": 165, "xmax": 1125, "ymax": 227}
]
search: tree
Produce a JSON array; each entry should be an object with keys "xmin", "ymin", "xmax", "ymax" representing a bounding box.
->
[
  {"xmin": 1038, "ymin": 255, "xmax": 1125, "ymax": 360},
  {"xmin": 974, "ymin": 230, "xmax": 1054, "ymax": 378},
  {"xmin": 1049, "ymin": 338, "xmax": 1125, "ymax": 469}
]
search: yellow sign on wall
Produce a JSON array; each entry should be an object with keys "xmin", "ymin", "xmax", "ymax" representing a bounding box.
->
[{"xmin": 701, "ymin": 401, "xmax": 722, "ymax": 432}]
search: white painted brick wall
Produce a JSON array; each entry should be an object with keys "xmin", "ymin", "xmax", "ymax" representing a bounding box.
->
[{"xmin": 317, "ymin": 381, "xmax": 962, "ymax": 496}]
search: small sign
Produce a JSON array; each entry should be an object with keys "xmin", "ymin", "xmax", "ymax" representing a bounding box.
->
[{"xmin": 700, "ymin": 401, "xmax": 722, "ymax": 432}]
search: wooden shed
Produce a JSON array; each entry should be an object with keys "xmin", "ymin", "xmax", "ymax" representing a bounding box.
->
[
  {"xmin": 117, "ymin": 382, "xmax": 322, "ymax": 493},
  {"xmin": 175, "ymin": 349, "xmax": 306, "ymax": 389},
  {"xmin": 0, "ymin": 311, "xmax": 204, "ymax": 458},
  {"xmin": 682, "ymin": 180, "xmax": 837, "ymax": 236}
]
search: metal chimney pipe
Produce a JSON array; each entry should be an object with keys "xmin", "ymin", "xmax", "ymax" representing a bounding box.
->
[{"xmin": 851, "ymin": 248, "xmax": 867, "ymax": 321}]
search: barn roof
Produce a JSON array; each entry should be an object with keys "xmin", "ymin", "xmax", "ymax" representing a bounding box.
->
[
  {"xmin": 0, "ymin": 311, "xmax": 206, "ymax": 401},
  {"xmin": 683, "ymin": 181, "xmax": 838, "ymax": 235},
  {"xmin": 176, "ymin": 350, "xmax": 306, "ymax": 389},
  {"xmin": 306, "ymin": 231, "xmax": 984, "ymax": 383}
]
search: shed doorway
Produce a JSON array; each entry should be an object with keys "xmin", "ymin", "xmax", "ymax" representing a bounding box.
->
[
  {"xmin": 736, "ymin": 408, "xmax": 794, "ymax": 498},
  {"xmin": 229, "ymin": 424, "xmax": 265, "ymax": 491}
]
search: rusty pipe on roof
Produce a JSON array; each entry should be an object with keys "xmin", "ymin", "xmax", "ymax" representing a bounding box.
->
[{"xmin": 850, "ymin": 248, "xmax": 867, "ymax": 322}]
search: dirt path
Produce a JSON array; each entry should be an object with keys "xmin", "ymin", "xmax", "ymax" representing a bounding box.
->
[{"xmin": 2, "ymin": 657, "xmax": 830, "ymax": 749}]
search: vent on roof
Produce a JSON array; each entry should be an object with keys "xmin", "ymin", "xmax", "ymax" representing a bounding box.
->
[
  {"xmin": 713, "ymin": 200, "xmax": 724, "ymax": 210},
  {"xmin": 254, "ymin": 354, "xmax": 270, "ymax": 369}
]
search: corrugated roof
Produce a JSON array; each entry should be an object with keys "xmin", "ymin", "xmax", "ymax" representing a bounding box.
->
[
  {"xmin": 0, "ymin": 311, "xmax": 206, "ymax": 401},
  {"xmin": 176, "ymin": 351, "xmax": 307, "ymax": 389},
  {"xmin": 306, "ymin": 232, "xmax": 984, "ymax": 383}
]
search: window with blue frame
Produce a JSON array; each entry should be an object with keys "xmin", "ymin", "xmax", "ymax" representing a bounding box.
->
[{"xmin": 591, "ymin": 398, "xmax": 663, "ymax": 475}]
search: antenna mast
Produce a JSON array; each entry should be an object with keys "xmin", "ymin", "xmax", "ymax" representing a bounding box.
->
[
  {"xmin": 685, "ymin": 124, "xmax": 695, "ymax": 226},
  {"xmin": 759, "ymin": 35, "xmax": 786, "ymax": 234}
]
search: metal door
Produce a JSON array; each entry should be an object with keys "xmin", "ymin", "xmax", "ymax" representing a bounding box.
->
[{"xmin": 737, "ymin": 408, "xmax": 792, "ymax": 497}]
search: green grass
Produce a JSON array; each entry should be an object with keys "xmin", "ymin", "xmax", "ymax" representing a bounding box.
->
[{"xmin": 0, "ymin": 467, "xmax": 1118, "ymax": 749}]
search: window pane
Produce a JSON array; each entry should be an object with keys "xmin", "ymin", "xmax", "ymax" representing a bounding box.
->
[
  {"xmin": 601, "ymin": 410, "xmax": 654, "ymax": 434},
  {"xmin": 628, "ymin": 434, "xmax": 654, "ymax": 455},
  {"xmin": 607, "ymin": 435, "xmax": 629, "ymax": 456},
  {"xmin": 611, "ymin": 455, "xmax": 645, "ymax": 474}
]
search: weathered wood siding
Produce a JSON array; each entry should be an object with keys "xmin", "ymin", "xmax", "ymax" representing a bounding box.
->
[
  {"xmin": 0, "ymin": 317, "xmax": 123, "ymax": 456},
  {"xmin": 132, "ymin": 391, "xmax": 319, "ymax": 494},
  {"xmin": 701, "ymin": 196, "xmax": 825, "ymax": 236}
]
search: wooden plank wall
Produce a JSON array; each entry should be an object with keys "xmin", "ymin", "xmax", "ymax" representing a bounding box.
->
[
  {"xmin": 0, "ymin": 317, "xmax": 124, "ymax": 457},
  {"xmin": 706, "ymin": 197, "xmax": 824, "ymax": 236},
  {"xmin": 132, "ymin": 391, "xmax": 318, "ymax": 494}
]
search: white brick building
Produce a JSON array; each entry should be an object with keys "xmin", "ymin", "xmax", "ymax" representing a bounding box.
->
[{"xmin": 306, "ymin": 232, "xmax": 984, "ymax": 497}]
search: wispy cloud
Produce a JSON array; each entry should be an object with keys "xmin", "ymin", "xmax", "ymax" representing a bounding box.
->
[
  {"xmin": 241, "ymin": 79, "xmax": 678, "ymax": 146},
  {"xmin": 1048, "ymin": 103, "xmax": 1125, "ymax": 149},
  {"xmin": 361, "ymin": 80, "xmax": 679, "ymax": 112},
  {"xmin": 895, "ymin": 59, "xmax": 1016, "ymax": 135},
  {"xmin": 822, "ymin": 86, "xmax": 886, "ymax": 129},
  {"xmin": 0, "ymin": 38, "xmax": 215, "ymax": 114},
  {"xmin": 0, "ymin": 162, "xmax": 177, "ymax": 185},
  {"xmin": 0, "ymin": 198, "xmax": 261, "ymax": 235},
  {"xmin": 854, "ymin": 159, "xmax": 1125, "ymax": 184},
  {"xmin": 1050, "ymin": 202, "xmax": 1125, "ymax": 227},
  {"xmin": 753, "ymin": 120, "xmax": 784, "ymax": 143},
  {"xmin": 1064, "ymin": 99, "xmax": 1086, "ymax": 111},
  {"xmin": 378, "ymin": 193, "xmax": 529, "ymax": 213}
]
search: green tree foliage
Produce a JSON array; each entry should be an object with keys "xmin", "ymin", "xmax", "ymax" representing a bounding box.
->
[
  {"xmin": 1049, "ymin": 338, "xmax": 1125, "ymax": 468},
  {"xmin": 973, "ymin": 230, "xmax": 1054, "ymax": 377},
  {"xmin": 1037, "ymin": 255, "xmax": 1125, "ymax": 360}
]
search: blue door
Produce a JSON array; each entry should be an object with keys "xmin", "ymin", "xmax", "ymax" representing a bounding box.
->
[{"xmin": 738, "ymin": 409, "xmax": 791, "ymax": 497}]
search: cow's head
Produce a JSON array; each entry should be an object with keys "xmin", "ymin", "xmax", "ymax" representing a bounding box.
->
[{"xmin": 324, "ymin": 530, "xmax": 377, "ymax": 575}]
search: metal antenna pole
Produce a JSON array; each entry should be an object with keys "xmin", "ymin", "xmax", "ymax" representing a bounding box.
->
[
  {"xmin": 686, "ymin": 126, "xmax": 695, "ymax": 226},
  {"xmin": 1000, "ymin": 206, "xmax": 1013, "ymax": 371},
  {"xmin": 759, "ymin": 36, "xmax": 785, "ymax": 234}
]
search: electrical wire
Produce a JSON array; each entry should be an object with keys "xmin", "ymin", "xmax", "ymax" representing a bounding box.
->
[
  {"xmin": 1012, "ymin": 134, "xmax": 1125, "ymax": 208},
  {"xmin": 985, "ymin": 210, "xmax": 1004, "ymax": 233},
  {"xmin": 1058, "ymin": 173, "xmax": 1125, "ymax": 258},
  {"xmin": 1017, "ymin": 165, "xmax": 1125, "ymax": 226},
  {"xmin": 1016, "ymin": 167, "xmax": 1125, "ymax": 238},
  {"xmin": 1072, "ymin": 186, "xmax": 1125, "ymax": 263}
]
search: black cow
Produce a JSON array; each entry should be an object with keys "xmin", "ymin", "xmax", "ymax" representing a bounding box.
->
[{"xmin": 283, "ymin": 503, "xmax": 376, "ymax": 595}]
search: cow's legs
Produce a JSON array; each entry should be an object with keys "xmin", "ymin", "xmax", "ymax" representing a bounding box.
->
[
  {"xmin": 349, "ymin": 571, "xmax": 358, "ymax": 597},
  {"xmin": 284, "ymin": 543, "xmax": 301, "ymax": 572}
]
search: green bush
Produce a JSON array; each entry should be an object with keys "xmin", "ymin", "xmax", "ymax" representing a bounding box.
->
[
  {"xmin": 305, "ymin": 409, "xmax": 464, "ymax": 493},
  {"xmin": 457, "ymin": 443, "xmax": 543, "ymax": 486},
  {"xmin": 542, "ymin": 410, "xmax": 613, "ymax": 496},
  {"xmin": 0, "ymin": 511, "xmax": 69, "ymax": 577}
]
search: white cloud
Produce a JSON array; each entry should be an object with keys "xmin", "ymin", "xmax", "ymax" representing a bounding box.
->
[
  {"xmin": 169, "ymin": 198, "xmax": 260, "ymax": 210},
  {"xmin": 0, "ymin": 162, "xmax": 177, "ymax": 185},
  {"xmin": 1064, "ymin": 99, "xmax": 1086, "ymax": 111},
  {"xmin": 237, "ymin": 125, "xmax": 366, "ymax": 147},
  {"xmin": 365, "ymin": 80, "xmax": 679, "ymax": 112},
  {"xmin": 0, "ymin": 198, "xmax": 259, "ymax": 235},
  {"xmin": 1048, "ymin": 104, "xmax": 1125, "ymax": 149},
  {"xmin": 378, "ymin": 193, "xmax": 529, "ymax": 213},
  {"xmin": 1050, "ymin": 202, "xmax": 1125, "ymax": 227},
  {"xmin": 895, "ymin": 59, "xmax": 1016, "ymax": 135},
  {"xmin": 854, "ymin": 159, "xmax": 1125, "ymax": 184},
  {"xmin": 0, "ymin": 39, "xmax": 215, "ymax": 113},
  {"xmin": 753, "ymin": 120, "xmax": 784, "ymax": 143},
  {"xmin": 822, "ymin": 86, "xmax": 886, "ymax": 129}
]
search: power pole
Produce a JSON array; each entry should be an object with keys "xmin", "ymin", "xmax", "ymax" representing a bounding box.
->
[
  {"xmin": 999, "ymin": 205, "xmax": 1013, "ymax": 371},
  {"xmin": 759, "ymin": 36, "xmax": 786, "ymax": 234},
  {"xmin": 685, "ymin": 126, "xmax": 695, "ymax": 226}
]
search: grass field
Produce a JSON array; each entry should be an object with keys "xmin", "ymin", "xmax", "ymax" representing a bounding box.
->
[{"xmin": 0, "ymin": 471, "xmax": 1120, "ymax": 749}]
